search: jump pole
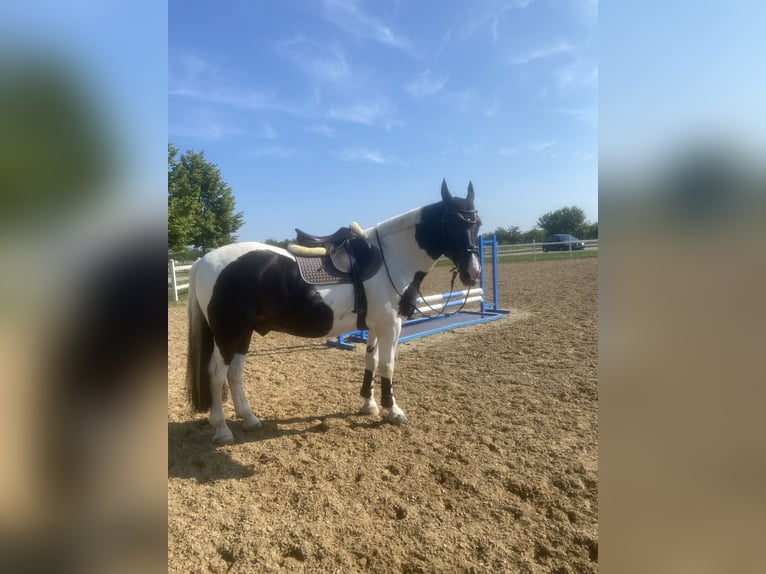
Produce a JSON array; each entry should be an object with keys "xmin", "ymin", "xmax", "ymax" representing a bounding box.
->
[{"xmin": 327, "ymin": 234, "xmax": 509, "ymax": 349}]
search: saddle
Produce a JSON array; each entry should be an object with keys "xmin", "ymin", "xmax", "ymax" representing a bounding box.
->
[{"xmin": 288, "ymin": 222, "xmax": 382, "ymax": 330}]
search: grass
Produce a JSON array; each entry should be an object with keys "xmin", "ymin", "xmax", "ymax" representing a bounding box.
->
[
  {"xmin": 434, "ymin": 249, "xmax": 598, "ymax": 267},
  {"xmin": 168, "ymin": 292, "xmax": 188, "ymax": 306},
  {"xmin": 496, "ymin": 250, "xmax": 598, "ymax": 263}
]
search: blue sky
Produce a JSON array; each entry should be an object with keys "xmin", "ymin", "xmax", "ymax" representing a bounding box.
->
[{"xmin": 170, "ymin": 0, "xmax": 597, "ymax": 242}]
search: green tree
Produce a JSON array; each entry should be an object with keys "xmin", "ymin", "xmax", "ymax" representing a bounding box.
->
[
  {"xmin": 537, "ymin": 206, "xmax": 587, "ymax": 236},
  {"xmin": 521, "ymin": 228, "xmax": 545, "ymax": 244},
  {"xmin": 484, "ymin": 226, "xmax": 523, "ymax": 243},
  {"xmin": 264, "ymin": 238, "xmax": 291, "ymax": 249},
  {"xmin": 582, "ymin": 221, "xmax": 598, "ymax": 239},
  {"xmin": 168, "ymin": 144, "xmax": 197, "ymax": 251},
  {"xmin": 168, "ymin": 145, "xmax": 244, "ymax": 253}
]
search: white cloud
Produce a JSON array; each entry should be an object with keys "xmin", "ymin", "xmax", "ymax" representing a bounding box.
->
[
  {"xmin": 337, "ymin": 147, "xmax": 388, "ymax": 164},
  {"xmin": 169, "ymin": 119, "xmax": 225, "ymax": 140},
  {"xmin": 497, "ymin": 139, "xmax": 558, "ymax": 157},
  {"xmin": 169, "ymin": 114, "xmax": 251, "ymax": 141},
  {"xmin": 527, "ymin": 139, "xmax": 558, "ymax": 152},
  {"xmin": 177, "ymin": 53, "xmax": 217, "ymax": 80},
  {"xmin": 169, "ymin": 84, "xmax": 277, "ymax": 111},
  {"xmin": 328, "ymin": 101, "xmax": 401, "ymax": 129},
  {"xmin": 461, "ymin": 0, "xmax": 532, "ymax": 40},
  {"xmin": 556, "ymin": 62, "xmax": 598, "ymax": 90},
  {"xmin": 434, "ymin": 29, "xmax": 452, "ymax": 58},
  {"xmin": 510, "ymin": 42, "xmax": 574, "ymax": 65},
  {"xmin": 277, "ymin": 34, "xmax": 350, "ymax": 82},
  {"xmin": 406, "ymin": 70, "xmax": 447, "ymax": 98},
  {"xmin": 321, "ymin": 0, "xmax": 412, "ymax": 53}
]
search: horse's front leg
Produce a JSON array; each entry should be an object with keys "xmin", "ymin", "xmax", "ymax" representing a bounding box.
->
[
  {"xmin": 359, "ymin": 332, "xmax": 380, "ymax": 416},
  {"xmin": 377, "ymin": 319, "xmax": 408, "ymax": 425}
]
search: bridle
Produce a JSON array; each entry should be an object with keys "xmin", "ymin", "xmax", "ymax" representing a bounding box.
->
[
  {"xmin": 376, "ymin": 207, "xmax": 481, "ymax": 319},
  {"xmin": 441, "ymin": 208, "xmax": 480, "ymax": 260}
]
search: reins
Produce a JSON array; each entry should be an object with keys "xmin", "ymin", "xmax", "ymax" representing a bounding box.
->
[
  {"xmin": 414, "ymin": 267, "xmax": 473, "ymax": 318},
  {"xmin": 375, "ymin": 228, "xmax": 475, "ymax": 320}
]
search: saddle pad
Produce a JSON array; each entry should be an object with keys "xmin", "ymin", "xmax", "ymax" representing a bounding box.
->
[{"xmin": 294, "ymin": 255, "xmax": 353, "ymax": 285}]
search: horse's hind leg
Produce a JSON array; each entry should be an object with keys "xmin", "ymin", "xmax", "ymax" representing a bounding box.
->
[
  {"xmin": 209, "ymin": 346, "xmax": 235, "ymax": 445},
  {"xmin": 227, "ymin": 352, "xmax": 262, "ymax": 430},
  {"xmin": 359, "ymin": 332, "xmax": 380, "ymax": 416}
]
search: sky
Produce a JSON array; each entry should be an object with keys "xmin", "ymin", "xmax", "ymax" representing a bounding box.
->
[{"xmin": 169, "ymin": 0, "xmax": 598, "ymax": 242}]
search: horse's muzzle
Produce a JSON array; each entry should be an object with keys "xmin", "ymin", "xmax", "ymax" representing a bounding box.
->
[{"xmin": 459, "ymin": 251, "xmax": 481, "ymax": 286}]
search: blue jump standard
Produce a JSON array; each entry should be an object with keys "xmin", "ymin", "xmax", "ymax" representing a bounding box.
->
[{"xmin": 327, "ymin": 234, "xmax": 509, "ymax": 350}]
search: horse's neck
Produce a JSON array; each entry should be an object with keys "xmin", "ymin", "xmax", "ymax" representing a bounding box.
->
[{"xmin": 375, "ymin": 217, "xmax": 437, "ymax": 288}]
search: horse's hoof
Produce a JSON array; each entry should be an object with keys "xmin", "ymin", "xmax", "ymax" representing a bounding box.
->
[
  {"xmin": 242, "ymin": 415, "xmax": 262, "ymax": 430},
  {"xmin": 213, "ymin": 429, "xmax": 235, "ymax": 445},
  {"xmin": 387, "ymin": 411, "xmax": 409, "ymax": 425},
  {"xmin": 360, "ymin": 403, "xmax": 380, "ymax": 417}
]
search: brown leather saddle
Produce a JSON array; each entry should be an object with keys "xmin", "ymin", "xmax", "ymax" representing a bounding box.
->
[{"xmin": 291, "ymin": 225, "xmax": 382, "ymax": 330}]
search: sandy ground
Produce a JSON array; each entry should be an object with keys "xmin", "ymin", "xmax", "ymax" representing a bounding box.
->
[{"xmin": 168, "ymin": 258, "xmax": 598, "ymax": 573}]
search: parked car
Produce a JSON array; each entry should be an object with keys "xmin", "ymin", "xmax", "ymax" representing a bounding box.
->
[{"xmin": 542, "ymin": 233, "xmax": 586, "ymax": 252}]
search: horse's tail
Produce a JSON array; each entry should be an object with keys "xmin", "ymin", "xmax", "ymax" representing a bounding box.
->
[{"xmin": 186, "ymin": 263, "xmax": 213, "ymax": 413}]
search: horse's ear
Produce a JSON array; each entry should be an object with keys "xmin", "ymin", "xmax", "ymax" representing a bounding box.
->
[
  {"xmin": 467, "ymin": 181, "xmax": 475, "ymax": 202},
  {"xmin": 441, "ymin": 178, "xmax": 452, "ymax": 202}
]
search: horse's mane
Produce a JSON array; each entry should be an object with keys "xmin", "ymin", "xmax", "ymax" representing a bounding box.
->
[{"xmin": 365, "ymin": 206, "xmax": 424, "ymax": 237}]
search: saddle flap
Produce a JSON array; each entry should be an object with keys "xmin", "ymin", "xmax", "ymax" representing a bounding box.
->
[{"xmin": 328, "ymin": 244, "xmax": 352, "ymax": 274}]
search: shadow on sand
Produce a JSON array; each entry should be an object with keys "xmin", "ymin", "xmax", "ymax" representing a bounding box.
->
[{"xmin": 168, "ymin": 411, "xmax": 382, "ymax": 483}]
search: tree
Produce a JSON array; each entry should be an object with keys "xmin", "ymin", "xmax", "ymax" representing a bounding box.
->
[
  {"xmin": 521, "ymin": 228, "xmax": 545, "ymax": 244},
  {"xmin": 264, "ymin": 238, "xmax": 293, "ymax": 249},
  {"xmin": 168, "ymin": 144, "xmax": 197, "ymax": 251},
  {"xmin": 168, "ymin": 145, "xmax": 244, "ymax": 253},
  {"xmin": 537, "ymin": 206, "xmax": 587, "ymax": 236}
]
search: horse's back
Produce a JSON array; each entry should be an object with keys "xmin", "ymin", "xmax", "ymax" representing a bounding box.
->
[
  {"xmin": 193, "ymin": 243, "xmax": 337, "ymax": 356},
  {"xmin": 193, "ymin": 243, "xmax": 292, "ymax": 318}
]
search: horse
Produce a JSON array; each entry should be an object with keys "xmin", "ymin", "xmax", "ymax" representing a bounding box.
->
[{"xmin": 186, "ymin": 179, "xmax": 482, "ymax": 444}]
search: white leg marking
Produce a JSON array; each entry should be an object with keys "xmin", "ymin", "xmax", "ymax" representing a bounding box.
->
[
  {"xmin": 227, "ymin": 353, "xmax": 261, "ymax": 430},
  {"xmin": 360, "ymin": 394, "xmax": 380, "ymax": 416},
  {"xmin": 376, "ymin": 319, "xmax": 408, "ymax": 425},
  {"xmin": 387, "ymin": 400, "xmax": 409, "ymax": 425},
  {"xmin": 360, "ymin": 333, "xmax": 380, "ymax": 416},
  {"xmin": 209, "ymin": 347, "xmax": 234, "ymax": 445}
]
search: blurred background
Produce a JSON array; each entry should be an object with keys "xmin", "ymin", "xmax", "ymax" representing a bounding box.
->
[
  {"xmin": 600, "ymin": 1, "xmax": 766, "ymax": 572},
  {"xmin": 0, "ymin": 1, "xmax": 166, "ymax": 572}
]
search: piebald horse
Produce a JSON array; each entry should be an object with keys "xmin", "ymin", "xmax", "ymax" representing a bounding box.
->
[{"xmin": 186, "ymin": 180, "xmax": 482, "ymax": 444}]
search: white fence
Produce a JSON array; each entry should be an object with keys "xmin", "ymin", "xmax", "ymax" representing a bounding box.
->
[
  {"xmin": 495, "ymin": 239, "xmax": 599, "ymax": 259},
  {"xmin": 168, "ymin": 259, "xmax": 195, "ymax": 302}
]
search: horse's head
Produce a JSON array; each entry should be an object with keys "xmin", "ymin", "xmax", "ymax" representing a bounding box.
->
[{"xmin": 439, "ymin": 179, "xmax": 482, "ymax": 286}]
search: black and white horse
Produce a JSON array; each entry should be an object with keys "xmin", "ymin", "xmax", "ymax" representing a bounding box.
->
[{"xmin": 186, "ymin": 180, "xmax": 482, "ymax": 444}]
